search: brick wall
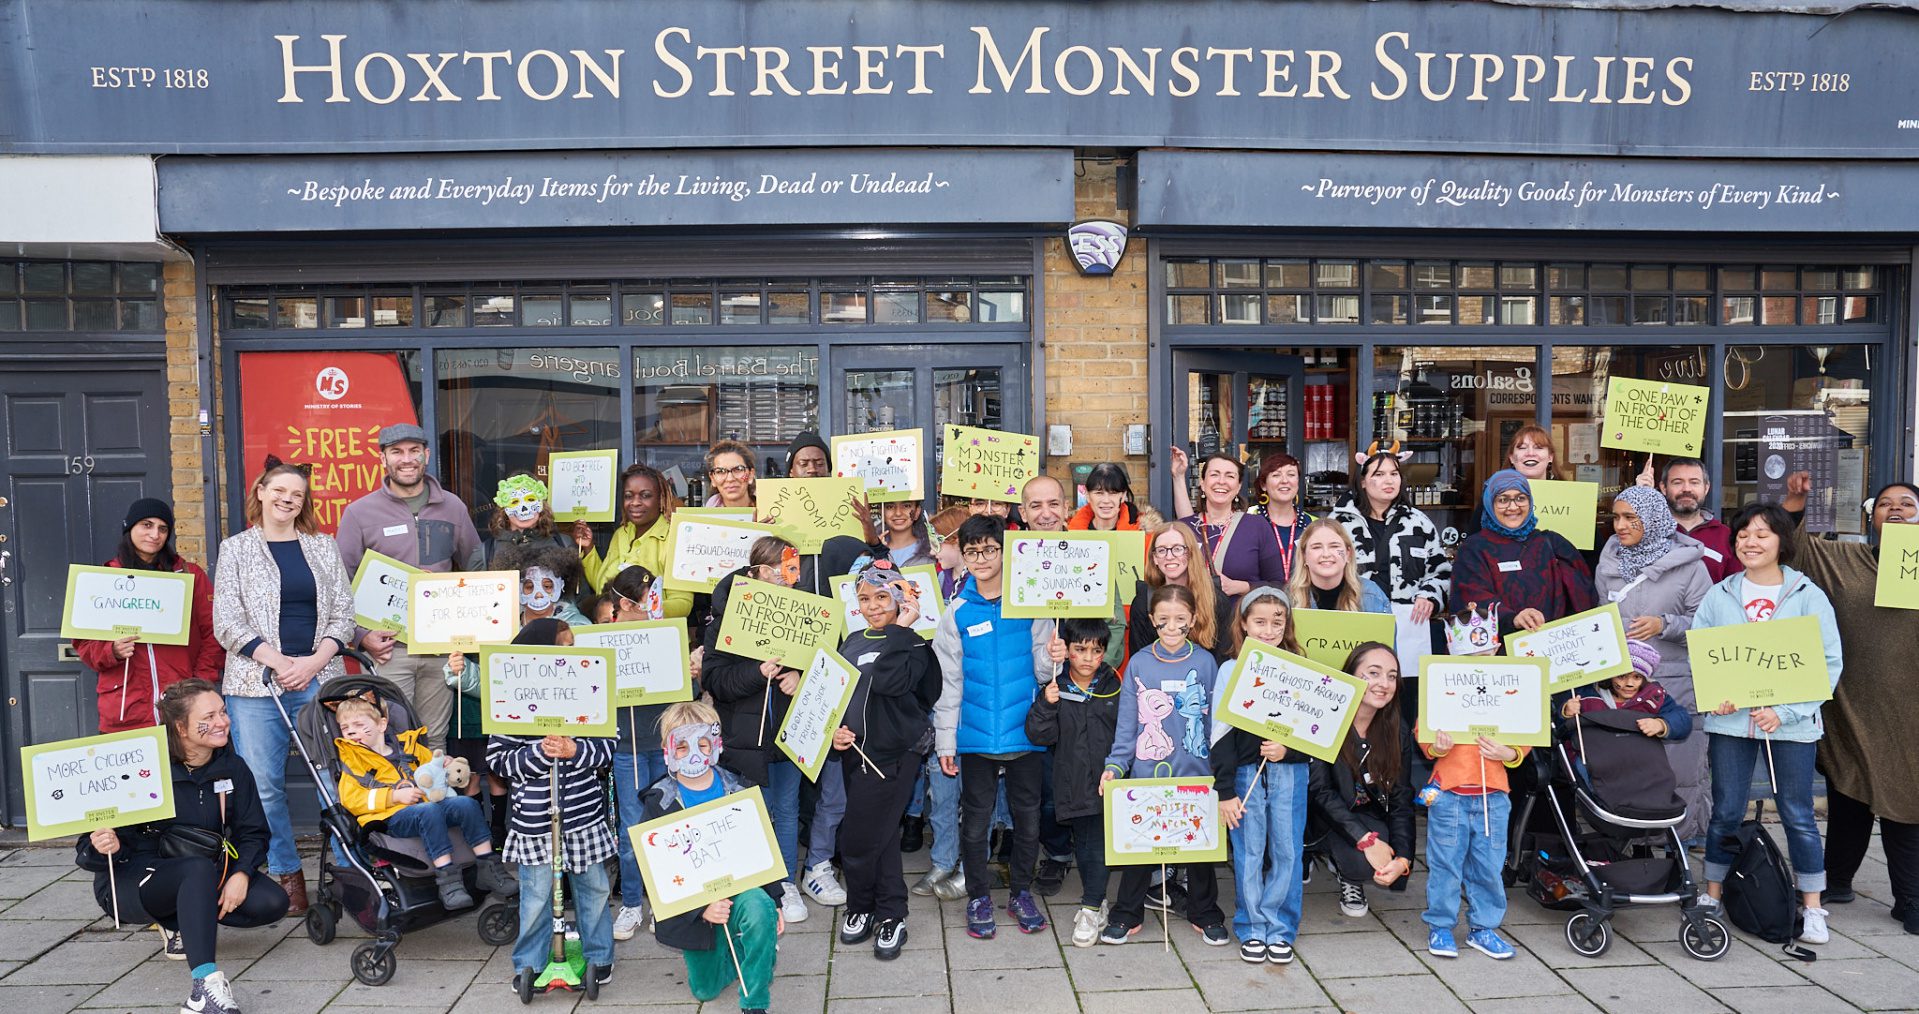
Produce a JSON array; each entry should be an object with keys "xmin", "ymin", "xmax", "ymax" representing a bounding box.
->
[
  {"xmin": 1042, "ymin": 158, "xmax": 1151, "ymax": 493},
  {"xmin": 162, "ymin": 262, "xmax": 209, "ymax": 561}
]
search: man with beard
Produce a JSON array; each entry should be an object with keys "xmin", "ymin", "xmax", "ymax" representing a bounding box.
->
[{"xmin": 1639, "ymin": 456, "xmax": 1742, "ymax": 582}]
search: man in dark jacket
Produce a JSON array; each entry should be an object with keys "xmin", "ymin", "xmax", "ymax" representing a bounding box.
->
[{"xmin": 1025, "ymin": 616, "xmax": 1123, "ymax": 947}]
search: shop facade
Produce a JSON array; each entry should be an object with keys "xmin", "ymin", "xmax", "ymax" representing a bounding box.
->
[{"xmin": 2, "ymin": 0, "xmax": 1916, "ymax": 824}]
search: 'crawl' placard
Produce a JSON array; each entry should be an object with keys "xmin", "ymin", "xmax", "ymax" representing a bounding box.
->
[
  {"xmin": 1215, "ymin": 642, "xmax": 1367, "ymax": 763},
  {"xmin": 479, "ymin": 644, "xmax": 617, "ymax": 737},
  {"xmin": 1418, "ymin": 656, "xmax": 1551, "ymax": 747},
  {"xmin": 1291, "ymin": 610, "xmax": 1396, "ymax": 670}
]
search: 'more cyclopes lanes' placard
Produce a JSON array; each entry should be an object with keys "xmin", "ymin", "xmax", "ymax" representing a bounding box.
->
[
  {"xmin": 1600, "ymin": 377, "xmax": 1710, "ymax": 457},
  {"xmin": 1529, "ymin": 479, "xmax": 1602, "ymax": 551},
  {"xmin": 479, "ymin": 644, "xmax": 617, "ymax": 737},
  {"xmin": 774, "ymin": 648, "xmax": 861, "ymax": 782},
  {"xmin": 831, "ymin": 428, "xmax": 923, "ymax": 503},
  {"xmin": 1418, "ymin": 656, "xmax": 1551, "ymax": 747},
  {"xmin": 1687, "ymin": 614, "xmax": 1833, "ymax": 710},
  {"xmin": 1505, "ymin": 602, "xmax": 1632, "ymax": 690},
  {"xmin": 405, "ymin": 570, "xmax": 520, "ymax": 653},
  {"xmin": 939, "ymin": 425, "xmax": 1040, "ymax": 503},
  {"xmin": 1873, "ymin": 522, "xmax": 1919, "ymax": 610},
  {"xmin": 1003, "ymin": 532, "xmax": 1114, "ymax": 618},
  {"xmin": 662, "ymin": 515, "xmax": 777, "ymax": 594},
  {"xmin": 755, "ymin": 477, "xmax": 864, "ymax": 554},
  {"xmin": 21, "ymin": 726, "xmax": 175, "ymax": 840},
  {"xmin": 547, "ymin": 449, "xmax": 619, "ymax": 523},
  {"xmin": 1215, "ymin": 642, "xmax": 1367, "ymax": 764},
  {"xmin": 1102, "ymin": 778, "xmax": 1228, "ymax": 866},
  {"xmin": 715, "ymin": 577, "xmax": 843, "ymax": 664},
  {"xmin": 350, "ymin": 550, "xmax": 419, "ymax": 635},
  {"xmin": 630, "ymin": 785, "xmax": 787, "ymax": 920},
  {"xmin": 60, "ymin": 565, "xmax": 195, "ymax": 645},
  {"xmin": 573, "ymin": 620, "xmax": 693, "ymax": 708},
  {"xmin": 1291, "ymin": 610, "xmax": 1396, "ymax": 671}
]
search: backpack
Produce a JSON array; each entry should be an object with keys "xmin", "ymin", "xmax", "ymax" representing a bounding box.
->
[{"xmin": 1719, "ymin": 800, "xmax": 1816, "ymax": 962}]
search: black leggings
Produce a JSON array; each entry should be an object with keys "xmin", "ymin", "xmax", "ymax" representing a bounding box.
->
[
  {"xmin": 100, "ymin": 857, "xmax": 289, "ymax": 968},
  {"xmin": 1826, "ymin": 786, "xmax": 1919, "ymax": 905}
]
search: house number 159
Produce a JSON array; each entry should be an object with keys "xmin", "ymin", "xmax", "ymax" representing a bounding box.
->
[{"xmin": 68, "ymin": 456, "xmax": 95, "ymax": 474}]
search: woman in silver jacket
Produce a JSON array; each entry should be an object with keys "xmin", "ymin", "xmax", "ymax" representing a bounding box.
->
[
  {"xmin": 211, "ymin": 457, "xmax": 356, "ymax": 915},
  {"xmin": 1594, "ymin": 485, "xmax": 1714, "ymax": 843}
]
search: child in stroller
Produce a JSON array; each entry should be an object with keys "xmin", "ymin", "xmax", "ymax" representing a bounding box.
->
[{"xmin": 1558, "ymin": 639, "xmax": 1692, "ymax": 769}]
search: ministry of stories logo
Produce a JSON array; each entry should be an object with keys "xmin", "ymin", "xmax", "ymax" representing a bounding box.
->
[{"xmin": 1067, "ymin": 220, "xmax": 1128, "ymax": 276}]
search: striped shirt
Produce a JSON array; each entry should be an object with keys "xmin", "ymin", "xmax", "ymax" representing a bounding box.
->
[{"xmin": 486, "ymin": 734, "xmax": 617, "ymax": 872}]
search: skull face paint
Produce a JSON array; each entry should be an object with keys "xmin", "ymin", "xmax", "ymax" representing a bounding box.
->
[
  {"xmin": 665, "ymin": 721, "xmax": 723, "ymax": 779},
  {"xmin": 494, "ymin": 474, "xmax": 550, "ymax": 525},
  {"xmin": 521, "ymin": 566, "xmax": 563, "ymax": 613}
]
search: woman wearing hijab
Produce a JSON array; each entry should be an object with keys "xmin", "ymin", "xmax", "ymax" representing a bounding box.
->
[
  {"xmin": 1595, "ymin": 485, "xmax": 1714, "ymax": 841},
  {"xmin": 1450, "ymin": 470, "xmax": 1596, "ymax": 642}
]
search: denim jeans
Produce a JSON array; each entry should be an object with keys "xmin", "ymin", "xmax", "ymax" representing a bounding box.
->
[
  {"xmin": 1065, "ymin": 814, "xmax": 1109, "ymax": 908},
  {"xmin": 1229, "ymin": 762, "xmax": 1308, "ymax": 944},
  {"xmin": 922, "ymin": 753, "xmax": 962, "ymax": 871},
  {"xmin": 766, "ymin": 759, "xmax": 802, "ymax": 884},
  {"xmin": 225, "ymin": 685, "xmax": 318, "ymax": 876},
  {"xmin": 514, "ymin": 859, "xmax": 614, "ymax": 974},
  {"xmin": 1422, "ymin": 790, "xmax": 1511, "ymax": 932},
  {"xmin": 1704, "ymin": 734, "xmax": 1825, "ymax": 893},
  {"xmin": 612, "ymin": 747, "xmax": 670, "ymax": 908},
  {"xmin": 382, "ymin": 796, "xmax": 488, "ymax": 863},
  {"xmin": 1037, "ymin": 752, "xmax": 1073, "ymax": 863},
  {"xmin": 806, "ymin": 757, "xmax": 847, "ymax": 869}
]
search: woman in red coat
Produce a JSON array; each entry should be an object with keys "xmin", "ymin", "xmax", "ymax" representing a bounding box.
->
[{"xmin": 73, "ymin": 498, "xmax": 225, "ymax": 733}]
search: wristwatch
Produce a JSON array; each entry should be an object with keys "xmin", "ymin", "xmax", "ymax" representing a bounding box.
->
[{"xmin": 1356, "ymin": 832, "xmax": 1380, "ymax": 850}]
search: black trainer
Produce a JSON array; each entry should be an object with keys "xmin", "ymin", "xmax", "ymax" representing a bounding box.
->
[
  {"xmin": 1034, "ymin": 858, "xmax": 1069, "ymax": 898},
  {"xmin": 839, "ymin": 910, "xmax": 874, "ymax": 945},
  {"xmin": 874, "ymin": 917, "xmax": 908, "ymax": 960}
]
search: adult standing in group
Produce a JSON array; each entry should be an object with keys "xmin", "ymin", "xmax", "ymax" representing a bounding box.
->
[
  {"xmin": 1451, "ymin": 470, "xmax": 1597, "ymax": 642},
  {"xmin": 704, "ymin": 439, "xmax": 758, "ymax": 508},
  {"xmin": 1784, "ymin": 474, "xmax": 1919, "ymax": 931},
  {"xmin": 1020, "ymin": 474, "xmax": 1069, "ymax": 534},
  {"xmin": 213, "ymin": 457, "xmax": 356, "ymax": 916},
  {"xmin": 1505, "ymin": 423, "xmax": 1560, "ymax": 482},
  {"xmin": 582, "ymin": 463, "xmax": 691, "ymax": 613},
  {"xmin": 1287, "ymin": 518, "xmax": 1393, "ymax": 616},
  {"xmin": 335, "ymin": 423, "xmax": 483, "ymax": 751},
  {"xmin": 74, "ymin": 498, "xmax": 225, "ymax": 734},
  {"xmin": 1126, "ymin": 522, "xmax": 1234, "ymax": 658},
  {"xmin": 1594, "ymin": 485, "xmax": 1714, "ymax": 842},
  {"xmin": 1330, "ymin": 449, "xmax": 1451, "ymax": 661},
  {"xmin": 78, "ymin": 680, "xmax": 289, "ymax": 1014},
  {"xmin": 1068, "ymin": 462, "xmax": 1145, "ymax": 536},
  {"xmin": 1639, "ymin": 457, "xmax": 1743, "ymax": 582},
  {"xmin": 1246, "ymin": 452, "xmax": 1316, "ymax": 587},
  {"xmin": 1168, "ymin": 448, "xmax": 1286, "ymax": 596},
  {"xmin": 1692, "ymin": 504, "xmax": 1843, "ymax": 945}
]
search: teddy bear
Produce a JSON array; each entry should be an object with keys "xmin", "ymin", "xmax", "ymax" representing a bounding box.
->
[{"xmin": 410, "ymin": 749, "xmax": 473, "ymax": 803}]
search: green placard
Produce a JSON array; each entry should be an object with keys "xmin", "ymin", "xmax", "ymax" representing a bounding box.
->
[
  {"xmin": 1291, "ymin": 609, "xmax": 1396, "ymax": 670},
  {"xmin": 547, "ymin": 449, "xmax": 620, "ymax": 523},
  {"xmin": 774, "ymin": 648, "xmax": 862, "ymax": 782},
  {"xmin": 1600, "ymin": 376, "xmax": 1710, "ymax": 457},
  {"xmin": 629, "ymin": 785, "xmax": 788, "ymax": 920},
  {"xmin": 1506, "ymin": 602, "xmax": 1632, "ymax": 690},
  {"xmin": 1418, "ymin": 655, "xmax": 1552, "ymax": 747},
  {"xmin": 21, "ymin": 726, "xmax": 175, "ymax": 841},
  {"xmin": 479, "ymin": 644, "xmax": 618, "ymax": 737},
  {"xmin": 405, "ymin": 570, "xmax": 521, "ymax": 654},
  {"xmin": 1003, "ymin": 532, "xmax": 1114, "ymax": 618},
  {"xmin": 573, "ymin": 620, "xmax": 693, "ymax": 708},
  {"xmin": 831, "ymin": 428, "xmax": 924, "ymax": 503},
  {"xmin": 755, "ymin": 477, "xmax": 864, "ymax": 554},
  {"xmin": 1103, "ymin": 777, "xmax": 1229, "ymax": 867},
  {"xmin": 1214, "ymin": 642, "xmax": 1367, "ymax": 763},
  {"xmin": 1687, "ymin": 613, "xmax": 1832, "ymax": 709},
  {"xmin": 676, "ymin": 506, "xmax": 757, "ymax": 521},
  {"xmin": 829, "ymin": 564, "xmax": 944, "ymax": 640},
  {"xmin": 1530, "ymin": 479, "xmax": 1601, "ymax": 551},
  {"xmin": 661, "ymin": 515, "xmax": 778, "ymax": 593},
  {"xmin": 59, "ymin": 565, "xmax": 195, "ymax": 645},
  {"xmin": 350, "ymin": 549, "xmax": 419, "ymax": 635},
  {"xmin": 714, "ymin": 577, "xmax": 843, "ymax": 664},
  {"xmin": 939, "ymin": 424, "xmax": 1041, "ymax": 502},
  {"xmin": 1873, "ymin": 522, "xmax": 1919, "ymax": 610},
  {"xmin": 1085, "ymin": 529, "xmax": 1147, "ymax": 607}
]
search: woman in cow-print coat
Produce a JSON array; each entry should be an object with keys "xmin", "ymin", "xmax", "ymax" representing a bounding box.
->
[{"xmin": 1329, "ymin": 451, "xmax": 1451, "ymax": 625}]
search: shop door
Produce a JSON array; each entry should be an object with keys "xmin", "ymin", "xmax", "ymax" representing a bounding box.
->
[
  {"xmin": 830, "ymin": 344, "xmax": 1027, "ymax": 500},
  {"xmin": 0, "ymin": 362, "xmax": 171, "ymax": 825},
  {"xmin": 1172, "ymin": 350, "xmax": 1306, "ymax": 486}
]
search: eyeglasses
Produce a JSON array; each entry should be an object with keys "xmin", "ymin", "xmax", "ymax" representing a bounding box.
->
[
  {"xmin": 710, "ymin": 465, "xmax": 753, "ymax": 479},
  {"xmin": 1493, "ymin": 494, "xmax": 1531, "ymax": 508},
  {"xmin": 961, "ymin": 546, "xmax": 1002, "ymax": 562},
  {"xmin": 1152, "ymin": 545, "xmax": 1189, "ymax": 558}
]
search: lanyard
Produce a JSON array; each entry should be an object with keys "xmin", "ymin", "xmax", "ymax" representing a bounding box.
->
[{"xmin": 1269, "ymin": 510, "xmax": 1303, "ymax": 581}]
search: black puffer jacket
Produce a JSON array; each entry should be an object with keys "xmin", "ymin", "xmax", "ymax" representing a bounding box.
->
[
  {"xmin": 1024, "ymin": 665, "xmax": 1122, "ymax": 821},
  {"xmin": 839, "ymin": 624, "xmax": 939, "ymax": 768}
]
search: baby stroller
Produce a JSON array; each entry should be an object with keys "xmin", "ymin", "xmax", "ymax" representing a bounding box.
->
[
  {"xmin": 271, "ymin": 653, "xmax": 517, "ymax": 985},
  {"xmin": 1507, "ymin": 708, "xmax": 1731, "ymax": 961}
]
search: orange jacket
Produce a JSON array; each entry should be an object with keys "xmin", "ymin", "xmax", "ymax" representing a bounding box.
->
[{"xmin": 1417, "ymin": 722, "xmax": 1530, "ymax": 795}]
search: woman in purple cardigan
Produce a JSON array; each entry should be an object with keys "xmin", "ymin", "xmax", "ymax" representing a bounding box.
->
[{"xmin": 1168, "ymin": 447, "xmax": 1287, "ymax": 600}]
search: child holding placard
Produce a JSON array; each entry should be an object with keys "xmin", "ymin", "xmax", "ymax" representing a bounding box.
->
[
  {"xmin": 1031, "ymin": 617, "xmax": 1124, "ymax": 947},
  {"xmin": 1211, "ymin": 587, "xmax": 1311, "ymax": 964},
  {"xmin": 1417, "ymin": 722, "xmax": 1528, "ymax": 960},
  {"xmin": 644, "ymin": 699, "xmax": 783, "ymax": 1014},
  {"xmin": 831, "ymin": 560, "xmax": 939, "ymax": 959},
  {"xmin": 1097, "ymin": 584, "xmax": 1228, "ymax": 946}
]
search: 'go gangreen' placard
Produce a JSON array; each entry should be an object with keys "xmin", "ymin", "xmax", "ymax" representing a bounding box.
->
[
  {"xmin": 755, "ymin": 477, "xmax": 864, "ymax": 554},
  {"xmin": 479, "ymin": 643, "xmax": 618, "ymax": 737},
  {"xmin": 630, "ymin": 785, "xmax": 787, "ymax": 920},
  {"xmin": 1873, "ymin": 522, "xmax": 1919, "ymax": 610},
  {"xmin": 60, "ymin": 565, "xmax": 195, "ymax": 645},
  {"xmin": 1530, "ymin": 479, "xmax": 1601, "ymax": 551},
  {"xmin": 1600, "ymin": 377, "xmax": 1710, "ymax": 457},
  {"xmin": 350, "ymin": 550, "xmax": 419, "ymax": 635},
  {"xmin": 715, "ymin": 577, "xmax": 843, "ymax": 664},
  {"xmin": 1214, "ymin": 642, "xmax": 1367, "ymax": 763},
  {"xmin": 1103, "ymin": 778, "xmax": 1228, "ymax": 867},
  {"xmin": 1418, "ymin": 656, "xmax": 1552, "ymax": 747},
  {"xmin": 1291, "ymin": 609, "xmax": 1396, "ymax": 670},
  {"xmin": 1506, "ymin": 602, "xmax": 1632, "ymax": 690},
  {"xmin": 774, "ymin": 648, "xmax": 862, "ymax": 782},
  {"xmin": 939, "ymin": 424, "xmax": 1040, "ymax": 503},
  {"xmin": 22, "ymin": 726, "xmax": 174, "ymax": 841},
  {"xmin": 1687, "ymin": 614, "xmax": 1833, "ymax": 709}
]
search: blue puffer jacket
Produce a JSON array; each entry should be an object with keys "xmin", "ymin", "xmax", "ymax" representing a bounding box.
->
[{"xmin": 932, "ymin": 577, "xmax": 1054, "ymax": 756}]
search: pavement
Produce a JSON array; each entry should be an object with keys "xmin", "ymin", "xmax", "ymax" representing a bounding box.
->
[{"xmin": 0, "ymin": 822, "xmax": 1911, "ymax": 1014}]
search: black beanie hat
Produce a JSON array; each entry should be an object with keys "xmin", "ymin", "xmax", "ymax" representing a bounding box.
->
[
  {"xmin": 785, "ymin": 430, "xmax": 831, "ymax": 472},
  {"xmin": 123, "ymin": 497, "xmax": 174, "ymax": 532}
]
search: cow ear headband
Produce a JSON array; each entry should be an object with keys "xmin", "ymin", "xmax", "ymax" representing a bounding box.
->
[{"xmin": 1355, "ymin": 439, "xmax": 1415, "ymax": 466}]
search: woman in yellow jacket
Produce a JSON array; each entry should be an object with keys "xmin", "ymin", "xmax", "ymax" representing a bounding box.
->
[
  {"xmin": 577, "ymin": 463, "xmax": 692, "ymax": 618},
  {"xmin": 333, "ymin": 696, "xmax": 511, "ymax": 910}
]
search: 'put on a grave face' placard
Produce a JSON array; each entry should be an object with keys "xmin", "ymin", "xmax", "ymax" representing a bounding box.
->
[
  {"xmin": 630, "ymin": 785, "xmax": 788, "ymax": 920},
  {"xmin": 480, "ymin": 644, "xmax": 617, "ymax": 737},
  {"xmin": 1418, "ymin": 656, "xmax": 1551, "ymax": 747},
  {"xmin": 1003, "ymin": 532, "xmax": 1113, "ymax": 618},
  {"xmin": 1215, "ymin": 642, "xmax": 1368, "ymax": 763},
  {"xmin": 21, "ymin": 726, "xmax": 174, "ymax": 841}
]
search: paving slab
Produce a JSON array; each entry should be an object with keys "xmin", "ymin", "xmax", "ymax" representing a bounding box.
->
[
  {"xmin": 1187, "ymin": 959, "xmax": 1335, "ymax": 1012},
  {"xmin": 0, "ymin": 983, "xmax": 103, "ymax": 1014},
  {"xmin": 949, "ymin": 965, "xmax": 1077, "ymax": 1013},
  {"xmin": 1320, "ymin": 973, "xmax": 1472, "ymax": 1014},
  {"xmin": 1713, "ymin": 984, "xmax": 1879, "ymax": 1014},
  {"xmin": 1794, "ymin": 956, "xmax": 1919, "ymax": 1011},
  {"xmin": 824, "ymin": 946, "xmax": 948, "ymax": 999},
  {"xmin": 1062, "ymin": 940, "xmax": 1196, "ymax": 992},
  {"xmin": 1, "ymin": 938, "xmax": 167, "ymax": 984},
  {"xmin": 1639, "ymin": 935, "xmax": 1812, "ymax": 989},
  {"xmin": 1295, "ymin": 929, "xmax": 1429, "ymax": 979},
  {"xmin": 1561, "ymin": 963, "xmax": 1731, "ymax": 1014}
]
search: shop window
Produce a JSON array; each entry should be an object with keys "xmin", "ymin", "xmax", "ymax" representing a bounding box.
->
[
  {"xmin": 874, "ymin": 288, "xmax": 921, "ymax": 324},
  {"xmin": 1217, "ymin": 259, "xmax": 1260, "ymax": 288},
  {"xmin": 820, "ymin": 290, "xmax": 867, "ymax": 323},
  {"xmin": 274, "ymin": 296, "xmax": 319, "ymax": 329},
  {"xmin": 976, "ymin": 290, "xmax": 1026, "ymax": 322},
  {"xmin": 635, "ymin": 345, "xmax": 820, "ymax": 484},
  {"xmin": 424, "ymin": 294, "xmax": 467, "ymax": 327},
  {"xmin": 1547, "ymin": 344, "xmax": 1711, "ymax": 544},
  {"xmin": 0, "ymin": 259, "xmax": 166, "ymax": 334},
  {"xmin": 1266, "ymin": 260, "xmax": 1311, "ymax": 288},
  {"xmin": 767, "ymin": 289, "xmax": 810, "ymax": 324},
  {"xmin": 372, "ymin": 293, "xmax": 414, "ymax": 327},
  {"xmin": 328, "ymin": 296, "xmax": 368, "ymax": 328},
  {"xmin": 522, "ymin": 294, "xmax": 564, "ymax": 326},
  {"xmin": 1268, "ymin": 295, "xmax": 1308, "ymax": 325},
  {"xmin": 474, "ymin": 292, "xmax": 516, "ymax": 326},
  {"xmin": 670, "ymin": 292, "xmax": 714, "ymax": 325},
  {"xmin": 1370, "ymin": 347, "xmax": 1544, "ymax": 522},
  {"xmin": 1314, "ymin": 294, "xmax": 1360, "ymax": 324},
  {"xmin": 1219, "ymin": 293, "xmax": 1261, "ymax": 325},
  {"xmin": 1370, "ymin": 294, "xmax": 1409, "ymax": 325},
  {"xmin": 1721, "ymin": 344, "xmax": 1874, "ymax": 533},
  {"xmin": 622, "ymin": 289, "xmax": 665, "ymax": 326},
  {"xmin": 927, "ymin": 290, "xmax": 971, "ymax": 323}
]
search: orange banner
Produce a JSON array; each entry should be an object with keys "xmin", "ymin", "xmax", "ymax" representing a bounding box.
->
[{"xmin": 238, "ymin": 352, "xmax": 419, "ymax": 534}]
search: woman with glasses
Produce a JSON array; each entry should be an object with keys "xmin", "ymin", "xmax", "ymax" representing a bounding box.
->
[
  {"xmin": 1450, "ymin": 470, "xmax": 1596, "ymax": 643},
  {"xmin": 1594, "ymin": 485, "xmax": 1714, "ymax": 842},
  {"xmin": 703, "ymin": 439, "xmax": 758, "ymax": 508},
  {"xmin": 1125, "ymin": 522, "xmax": 1234, "ymax": 657}
]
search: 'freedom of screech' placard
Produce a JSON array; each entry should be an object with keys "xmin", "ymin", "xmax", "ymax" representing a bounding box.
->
[
  {"xmin": 1215, "ymin": 642, "xmax": 1367, "ymax": 763},
  {"xmin": 1003, "ymin": 532, "xmax": 1113, "ymax": 618},
  {"xmin": 1600, "ymin": 377, "xmax": 1710, "ymax": 457},
  {"xmin": 21, "ymin": 727, "xmax": 175, "ymax": 841},
  {"xmin": 939, "ymin": 425, "xmax": 1040, "ymax": 503},
  {"xmin": 480, "ymin": 644, "xmax": 617, "ymax": 737},
  {"xmin": 774, "ymin": 648, "xmax": 862, "ymax": 782},
  {"xmin": 1418, "ymin": 656, "xmax": 1551, "ymax": 747},
  {"xmin": 1687, "ymin": 614, "xmax": 1833, "ymax": 709},
  {"xmin": 1506, "ymin": 602, "xmax": 1632, "ymax": 690},
  {"xmin": 547, "ymin": 449, "xmax": 619, "ymax": 523},
  {"xmin": 715, "ymin": 577, "xmax": 843, "ymax": 664},
  {"xmin": 630, "ymin": 785, "xmax": 787, "ymax": 920},
  {"xmin": 1103, "ymin": 778, "xmax": 1228, "ymax": 866},
  {"xmin": 406, "ymin": 570, "xmax": 520, "ymax": 653},
  {"xmin": 60, "ymin": 565, "xmax": 195, "ymax": 645},
  {"xmin": 573, "ymin": 620, "xmax": 693, "ymax": 708}
]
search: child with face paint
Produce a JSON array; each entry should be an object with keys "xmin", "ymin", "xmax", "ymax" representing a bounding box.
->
[
  {"xmin": 642, "ymin": 700, "xmax": 784, "ymax": 1013},
  {"xmin": 828, "ymin": 560, "xmax": 940, "ymax": 960},
  {"xmin": 493, "ymin": 541, "xmax": 590, "ymax": 629}
]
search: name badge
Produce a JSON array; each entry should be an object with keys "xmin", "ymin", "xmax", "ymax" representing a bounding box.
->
[
  {"xmin": 382, "ymin": 524, "xmax": 409, "ymax": 537},
  {"xmin": 1700, "ymin": 546, "xmax": 1724, "ymax": 563},
  {"xmin": 213, "ymin": 779, "xmax": 234, "ymax": 795},
  {"xmin": 1498, "ymin": 560, "xmax": 1523, "ymax": 573},
  {"xmin": 857, "ymin": 652, "xmax": 881, "ymax": 666},
  {"xmin": 966, "ymin": 620, "xmax": 993, "ymax": 636},
  {"xmin": 1159, "ymin": 679, "xmax": 1185, "ymax": 694}
]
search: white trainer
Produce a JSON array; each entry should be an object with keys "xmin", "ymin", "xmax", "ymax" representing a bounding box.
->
[
  {"xmin": 612, "ymin": 903, "xmax": 648, "ymax": 941},
  {"xmin": 781, "ymin": 882, "xmax": 810, "ymax": 924},
  {"xmin": 1799, "ymin": 906, "xmax": 1830, "ymax": 944},
  {"xmin": 1071, "ymin": 905, "xmax": 1105, "ymax": 948},
  {"xmin": 803, "ymin": 862, "xmax": 847, "ymax": 906}
]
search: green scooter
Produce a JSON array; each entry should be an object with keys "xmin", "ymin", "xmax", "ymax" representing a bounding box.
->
[{"xmin": 518, "ymin": 760, "xmax": 601, "ymax": 1003}]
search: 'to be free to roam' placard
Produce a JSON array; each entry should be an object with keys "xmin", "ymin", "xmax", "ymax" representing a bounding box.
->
[
  {"xmin": 1600, "ymin": 377, "xmax": 1710, "ymax": 457},
  {"xmin": 22, "ymin": 726, "xmax": 175, "ymax": 840},
  {"xmin": 60, "ymin": 565, "xmax": 195, "ymax": 645},
  {"xmin": 480, "ymin": 644, "xmax": 617, "ymax": 737},
  {"xmin": 715, "ymin": 577, "xmax": 843, "ymax": 664},
  {"xmin": 1215, "ymin": 642, "xmax": 1367, "ymax": 764},
  {"xmin": 629, "ymin": 785, "xmax": 787, "ymax": 920},
  {"xmin": 547, "ymin": 449, "xmax": 620, "ymax": 523},
  {"xmin": 1687, "ymin": 613, "xmax": 1833, "ymax": 709}
]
